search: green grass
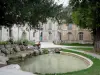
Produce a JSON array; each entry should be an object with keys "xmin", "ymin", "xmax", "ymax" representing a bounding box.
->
[
  {"xmin": 61, "ymin": 43, "xmax": 93, "ymax": 46},
  {"xmin": 70, "ymin": 47, "xmax": 93, "ymax": 51},
  {"xmin": 43, "ymin": 49, "xmax": 100, "ymax": 75}
]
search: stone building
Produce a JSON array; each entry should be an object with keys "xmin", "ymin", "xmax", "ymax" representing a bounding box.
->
[
  {"xmin": 59, "ymin": 24, "xmax": 93, "ymax": 44},
  {"xmin": 0, "ymin": 24, "xmax": 41, "ymax": 42},
  {"xmin": 41, "ymin": 20, "xmax": 93, "ymax": 44},
  {"xmin": 42, "ymin": 20, "xmax": 59, "ymax": 42},
  {"xmin": 0, "ymin": 20, "xmax": 93, "ymax": 44}
]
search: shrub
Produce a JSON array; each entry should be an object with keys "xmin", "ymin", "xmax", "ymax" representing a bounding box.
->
[
  {"xmin": 28, "ymin": 41, "xmax": 35, "ymax": 46},
  {"xmin": 42, "ymin": 49, "xmax": 49, "ymax": 54},
  {"xmin": 0, "ymin": 41, "xmax": 9, "ymax": 45},
  {"xmin": 23, "ymin": 40, "xmax": 28, "ymax": 46},
  {"xmin": 13, "ymin": 40, "xmax": 35, "ymax": 46},
  {"xmin": 13, "ymin": 40, "xmax": 23, "ymax": 45}
]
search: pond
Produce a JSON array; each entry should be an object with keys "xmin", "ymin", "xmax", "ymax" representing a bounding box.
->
[{"xmin": 18, "ymin": 53, "xmax": 89, "ymax": 74}]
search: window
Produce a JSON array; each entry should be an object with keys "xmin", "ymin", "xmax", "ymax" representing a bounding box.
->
[
  {"xmin": 49, "ymin": 31, "xmax": 52, "ymax": 40},
  {"xmin": 58, "ymin": 32, "xmax": 61, "ymax": 40},
  {"xmin": 68, "ymin": 24, "xmax": 72, "ymax": 30},
  {"xmin": 79, "ymin": 32, "xmax": 83, "ymax": 40},
  {"xmin": 33, "ymin": 32, "xmax": 35, "ymax": 37},
  {"xmin": 68, "ymin": 32, "xmax": 72, "ymax": 40}
]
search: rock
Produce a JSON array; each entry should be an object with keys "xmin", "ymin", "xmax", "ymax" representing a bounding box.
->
[
  {"xmin": 27, "ymin": 45, "xmax": 34, "ymax": 50},
  {"xmin": 21, "ymin": 54, "xmax": 27, "ymax": 58},
  {"xmin": 55, "ymin": 48, "xmax": 61, "ymax": 53},
  {"xmin": 0, "ymin": 45, "xmax": 5, "ymax": 49},
  {"xmin": 0, "ymin": 53, "xmax": 5, "ymax": 56},
  {"xmin": 13, "ymin": 45, "xmax": 21, "ymax": 52},
  {"xmin": 7, "ymin": 48, "xmax": 15, "ymax": 54},
  {"xmin": 34, "ymin": 50, "xmax": 39, "ymax": 56},
  {"xmin": 5, "ymin": 45, "xmax": 11, "ymax": 48},
  {"xmin": 0, "ymin": 64, "xmax": 35, "ymax": 75},
  {"xmin": 0, "ymin": 56, "xmax": 8, "ymax": 64},
  {"xmin": 1, "ymin": 48, "xmax": 10, "ymax": 55},
  {"xmin": 19, "ymin": 45, "xmax": 26, "ymax": 51},
  {"xmin": 38, "ymin": 50, "xmax": 43, "ymax": 55},
  {"xmin": 0, "ymin": 45, "xmax": 5, "ymax": 53},
  {"xmin": 4, "ymin": 45, "xmax": 15, "ymax": 54},
  {"xmin": 0, "ymin": 64, "xmax": 20, "ymax": 70}
]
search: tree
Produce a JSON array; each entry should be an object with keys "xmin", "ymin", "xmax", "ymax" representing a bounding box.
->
[
  {"xmin": 55, "ymin": 6, "xmax": 72, "ymax": 24},
  {"xmin": 69, "ymin": 0, "xmax": 100, "ymax": 52},
  {"xmin": 0, "ymin": 0, "xmax": 63, "ymax": 38}
]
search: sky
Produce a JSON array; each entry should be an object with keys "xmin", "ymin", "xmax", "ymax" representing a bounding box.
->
[{"xmin": 54, "ymin": 0, "xmax": 70, "ymax": 7}]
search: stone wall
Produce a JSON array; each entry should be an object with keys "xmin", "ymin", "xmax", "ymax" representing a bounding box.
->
[{"xmin": 0, "ymin": 24, "xmax": 40, "ymax": 42}]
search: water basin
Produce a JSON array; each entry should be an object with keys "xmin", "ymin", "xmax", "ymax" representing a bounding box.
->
[{"xmin": 19, "ymin": 53, "xmax": 92, "ymax": 74}]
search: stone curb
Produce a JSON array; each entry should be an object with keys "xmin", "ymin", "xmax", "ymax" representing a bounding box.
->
[{"xmin": 60, "ymin": 51, "xmax": 93, "ymax": 70}]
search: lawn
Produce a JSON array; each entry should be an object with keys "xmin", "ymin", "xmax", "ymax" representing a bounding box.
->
[
  {"xmin": 70, "ymin": 47, "xmax": 93, "ymax": 51},
  {"xmin": 61, "ymin": 43, "xmax": 93, "ymax": 46},
  {"xmin": 44, "ymin": 49, "xmax": 100, "ymax": 75}
]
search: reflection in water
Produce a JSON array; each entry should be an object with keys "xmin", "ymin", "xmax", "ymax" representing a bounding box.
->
[{"xmin": 19, "ymin": 54, "xmax": 88, "ymax": 74}]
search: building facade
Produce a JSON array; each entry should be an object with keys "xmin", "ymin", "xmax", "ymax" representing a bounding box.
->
[
  {"xmin": 0, "ymin": 24, "xmax": 41, "ymax": 42},
  {"xmin": 0, "ymin": 20, "xmax": 93, "ymax": 44},
  {"xmin": 41, "ymin": 19, "xmax": 92, "ymax": 44},
  {"xmin": 42, "ymin": 19, "xmax": 60, "ymax": 42},
  {"xmin": 59, "ymin": 24, "xmax": 93, "ymax": 44}
]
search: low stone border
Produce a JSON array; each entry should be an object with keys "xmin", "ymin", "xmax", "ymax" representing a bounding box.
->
[{"xmin": 60, "ymin": 51, "xmax": 93, "ymax": 69}]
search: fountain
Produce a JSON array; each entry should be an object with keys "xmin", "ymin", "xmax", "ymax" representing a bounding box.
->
[{"xmin": 18, "ymin": 50, "xmax": 93, "ymax": 74}]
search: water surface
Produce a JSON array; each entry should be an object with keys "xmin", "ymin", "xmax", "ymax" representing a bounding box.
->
[{"xmin": 19, "ymin": 54, "xmax": 88, "ymax": 74}]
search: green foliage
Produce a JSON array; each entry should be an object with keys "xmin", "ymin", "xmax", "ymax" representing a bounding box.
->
[
  {"xmin": 0, "ymin": 0, "xmax": 63, "ymax": 27},
  {"xmin": 42, "ymin": 49, "xmax": 49, "ymax": 54},
  {"xmin": 69, "ymin": 0, "xmax": 100, "ymax": 51},
  {"xmin": 13, "ymin": 40, "xmax": 23, "ymax": 45},
  {"xmin": 22, "ymin": 40, "xmax": 29, "ymax": 46},
  {"xmin": 69, "ymin": 0, "xmax": 100, "ymax": 30},
  {"xmin": 23, "ymin": 40, "xmax": 35, "ymax": 46},
  {"xmin": 55, "ymin": 6, "xmax": 72, "ymax": 24},
  {"xmin": 13, "ymin": 40, "xmax": 35, "ymax": 46},
  {"xmin": 0, "ymin": 41, "xmax": 9, "ymax": 45},
  {"xmin": 61, "ymin": 43, "xmax": 93, "ymax": 46},
  {"xmin": 71, "ymin": 47, "xmax": 93, "ymax": 51},
  {"xmin": 28, "ymin": 41, "xmax": 35, "ymax": 46},
  {"xmin": 72, "ymin": 10, "xmax": 80, "ymax": 25}
]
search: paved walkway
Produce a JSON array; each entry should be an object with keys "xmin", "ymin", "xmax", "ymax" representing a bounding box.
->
[
  {"xmin": 0, "ymin": 64, "xmax": 36, "ymax": 75},
  {"xmin": 40, "ymin": 42, "xmax": 100, "ymax": 59},
  {"xmin": 40, "ymin": 42, "xmax": 93, "ymax": 48},
  {"xmin": 63, "ymin": 48, "xmax": 100, "ymax": 59}
]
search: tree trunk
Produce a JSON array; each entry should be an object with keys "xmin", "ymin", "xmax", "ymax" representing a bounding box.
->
[{"xmin": 94, "ymin": 27, "xmax": 100, "ymax": 52}]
